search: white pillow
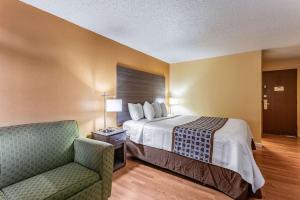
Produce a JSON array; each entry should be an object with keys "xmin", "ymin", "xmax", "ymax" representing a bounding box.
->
[
  {"xmin": 152, "ymin": 102, "xmax": 162, "ymax": 118},
  {"xmin": 160, "ymin": 103, "xmax": 168, "ymax": 117},
  {"xmin": 143, "ymin": 101, "xmax": 155, "ymax": 120},
  {"xmin": 128, "ymin": 103, "xmax": 144, "ymax": 120}
]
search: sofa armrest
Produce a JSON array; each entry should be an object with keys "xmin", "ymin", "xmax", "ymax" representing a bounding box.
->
[{"xmin": 74, "ymin": 138, "xmax": 114, "ymax": 199}]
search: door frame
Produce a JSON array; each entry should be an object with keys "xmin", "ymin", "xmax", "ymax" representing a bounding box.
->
[{"xmin": 262, "ymin": 67, "xmax": 298, "ymax": 137}]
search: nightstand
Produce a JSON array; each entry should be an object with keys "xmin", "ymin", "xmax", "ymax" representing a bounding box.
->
[{"xmin": 91, "ymin": 129, "xmax": 126, "ymax": 171}]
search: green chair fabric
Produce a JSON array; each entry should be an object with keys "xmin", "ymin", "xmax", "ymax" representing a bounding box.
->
[
  {"xmin": 74, "ymin": 138, "xmax": 114, "ymax": 200},
  {"xmin": 0, "ymin": 191, "xmax": 5, "ymax": 200},
  {"xmin": 67, "ymin": 181, "xmax": 103, "ymax": 200},
  {"xmin": 0, "ymin": 120, "xmax": 114, "ymax": 200},
  {"xmin": 0, "ymin": 121, "xmax": 79, "ymax": 188},
  {"xmin": 2, "ymin": 163, "xmax": 99, "ymax": 200}
]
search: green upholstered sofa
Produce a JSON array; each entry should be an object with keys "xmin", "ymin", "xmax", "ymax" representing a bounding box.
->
[{"xmin": 0, "ymin": 120, "xmax": 114, "ymax": 200}]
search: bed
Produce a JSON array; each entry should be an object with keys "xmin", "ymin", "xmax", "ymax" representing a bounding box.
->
[{"xmin": 116, "ymin": 65, "xmax": 264, "ymax": 200}]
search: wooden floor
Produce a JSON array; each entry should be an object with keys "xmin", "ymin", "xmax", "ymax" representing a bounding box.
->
[
  {"xmin": 253, "ymin": 134, "xmax": 300, "ymax": 200},
  {"xmin": 110, "ymin": 135, "xmax": 300, "ymax": 200}
]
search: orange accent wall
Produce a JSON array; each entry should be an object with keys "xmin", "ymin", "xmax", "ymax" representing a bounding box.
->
[{"xmin": 0, "ymin": 0, "xmax": 169, "ymax": 136}]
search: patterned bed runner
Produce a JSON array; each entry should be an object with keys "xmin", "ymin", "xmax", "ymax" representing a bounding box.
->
[{"xmin": 172, "ymin": 116, "xmax": 228, "ymax": 163}]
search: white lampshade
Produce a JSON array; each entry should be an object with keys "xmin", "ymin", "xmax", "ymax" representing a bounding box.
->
[
  {"xmin": 106, "ymin": 99, "xmax": 122, "ymax": 112},
  {"xmin": 169, "ymin": 97, "xmax": 179, "ymax": 105}
]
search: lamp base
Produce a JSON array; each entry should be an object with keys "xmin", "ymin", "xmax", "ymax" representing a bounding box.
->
[
  {"xmin": 95, "ymin": 127, "xmax": 125, "ymax": 136},
  {"xmin": 101, "ymin": 127, "xmax": 116, "ymax": 133}
]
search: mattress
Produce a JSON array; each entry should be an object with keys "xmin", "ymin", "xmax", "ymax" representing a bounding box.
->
[{"xmin": 123, "ymin": 115, "xmax": 265, "ymax": 193}]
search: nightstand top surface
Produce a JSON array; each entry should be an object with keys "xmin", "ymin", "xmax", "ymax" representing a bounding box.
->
[{"xmin": 92, "ymin": 128, "xmax": 125, "ymax": 137}]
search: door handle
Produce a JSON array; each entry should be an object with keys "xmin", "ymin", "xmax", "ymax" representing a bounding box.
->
[{"xmin": 263, "ymin": 99, "xmax": 269, "ymax": 110}]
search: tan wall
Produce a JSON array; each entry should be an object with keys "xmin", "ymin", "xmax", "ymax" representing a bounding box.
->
[
  {"xmin": 170, "ymin": 51, "xmax": 262, "ymax": 142},
  {"xmin": 263, "ymin": 58, "xmax": 300, "ymax": 137},
  {"xmin": 0, "ymin": 0, "xmax": 169, "ymax": 137}
]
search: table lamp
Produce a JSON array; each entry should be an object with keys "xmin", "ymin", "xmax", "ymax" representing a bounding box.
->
[
  {"xmin": 169, "ymin": 97, "xmax": 179, "ymax": 115},
  {"xmin": 102, "ymin": 93, "xmax": 122, "ymax": 132}
]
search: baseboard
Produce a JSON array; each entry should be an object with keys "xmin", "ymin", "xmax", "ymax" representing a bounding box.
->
[{"xmin": 255, "ymin": 142, "xmax": 263, "ymax": 148}]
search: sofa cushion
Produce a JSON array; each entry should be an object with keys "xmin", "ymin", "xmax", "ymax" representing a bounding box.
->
[
  {"xmin": 2, "ymin": 163, "xmax": 100, "ymax": 200},
  {"xmin": 0, "ymin": 120, "xmax": 79, "ymax": 188},
  {"xmin": 66, "ymin": 181, "xmax": 102, "ymax": 200}
]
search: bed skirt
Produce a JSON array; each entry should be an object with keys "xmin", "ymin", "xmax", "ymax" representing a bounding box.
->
[{"xmin": 126, "ymin": 139, "xmax": 262, "ymax": 200}]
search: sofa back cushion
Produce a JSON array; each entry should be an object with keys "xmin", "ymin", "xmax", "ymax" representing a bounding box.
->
[{"xmin": 0, "ymin": 120, "xmax": 79, "ymax": 188}]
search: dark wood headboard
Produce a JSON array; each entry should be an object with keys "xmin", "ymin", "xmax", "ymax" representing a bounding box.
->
[{"xmin": 116, "ymin": 65, "xmax": 165, "ymax": 125}]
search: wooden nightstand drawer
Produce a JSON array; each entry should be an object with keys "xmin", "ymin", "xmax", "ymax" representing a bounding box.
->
[
  {"xmin": 108, "ymin": 132, "xmax": 126, "ymax": 144},
  {"xmin": 91, "ymin": 129, "xmax": 126, "ymax": 171}
]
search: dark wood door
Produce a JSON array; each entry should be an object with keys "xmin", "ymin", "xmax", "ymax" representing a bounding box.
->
[{"xmin": 263, "ymin": 69, "xmax": 297, "ymax": 136}]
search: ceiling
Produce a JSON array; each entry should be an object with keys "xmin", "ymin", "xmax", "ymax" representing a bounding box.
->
[
  {"xmin": 21, "ymin": 0, "xmax": 300, "ymax": 63},
  {"xmin": 263, "ymin": 45, "xmax": 300, "ymax": 61}
]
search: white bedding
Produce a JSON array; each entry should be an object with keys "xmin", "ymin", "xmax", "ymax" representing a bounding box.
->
[{"xmin": 123, "ymin": 115, "xmax": 265, "ymax": 193}]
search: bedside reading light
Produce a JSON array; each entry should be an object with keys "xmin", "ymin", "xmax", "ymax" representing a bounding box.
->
[
  {"xmin": 106, "ymin": 99, "xmax": 122, "ymax": 112},
  {"xmin": 169, "ymin": 97, "xmax": 179, "ymax": 105},
  {"xmin": 102, "ymin": 92, "xmax": 122, "ymax": 132},
  {"xmin": 169, "ymin": 97, "xmax": 179, "ymax": 115}
]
